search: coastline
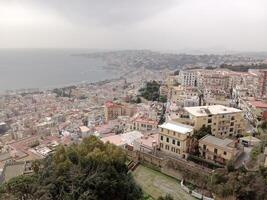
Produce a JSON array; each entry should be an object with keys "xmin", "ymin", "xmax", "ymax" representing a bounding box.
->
[{"xmin": 0, "ymin": 68, "xmax": 130, "ymax": 96}]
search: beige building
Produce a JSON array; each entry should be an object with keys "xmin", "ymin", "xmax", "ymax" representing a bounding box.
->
[
  {"xmin": 104, "ymin": 101, "xmax": 136, "ymax": 122},
  {"xmin": 159, "ymin": 121, "xmax": 193, "ymax": 158},
  {"xmin": 169, "ymin": 86, "xmax": 199, "ymax": 105},
  {"xmin": 199, "ymin": 134, "xmax": 243, "ymax": 165},
  {"xmin": 129, "ymin": 117, "xmax": 158, "ymax": 131},
  {"xmin": 176, "ymin": 105, "xmax": 245, "ymax": 138},
  {"xmin": 198, "ymin": 72, "xmax": 229, "ymax": 94}
]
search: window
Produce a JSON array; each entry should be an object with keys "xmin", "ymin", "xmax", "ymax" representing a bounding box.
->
[
  {"xmin": 165, "ymin": 145, "xmax": 169, "ymax": 150},
  {"xmin": 160, "ymin": 136, "xmax": 163, "ymax": 141},
  {"xmin": 230, "ymin": 122, "xmax": 234, "ymax": 126},
  {"xmin": 171, "ymin": 147, "xmax": 175, "ymax": 152},
  {"xmin": 230, "ymin": 128, "xmax": 233, "ymax": 132},
  {"xmin": 208, "ymin": 119, "xmax": 212, "ymax": 123},
  {"xmin": 161, "ymin": 128, "xmax": 163, "ymax": 132},
  {"xmin": 231, "ymin": 116, "xmax": 235, "ymax": 121},
  {"xmin": 224, "ymin": 151, "xmax": 227, "ymax": 155},
  {"xmin": 176, "ymin": 148, "xmax": 180, "ymax": 154},
  {"xmin": 172, "ymin": 139, "xmax": 175, "ymax": 145},
  {"xmin": 173, "ymin": 131, "xmax": 176, "ymax": 136},
  {"xmin": 203, "ymin": 144, "xmax": 206, "ymax": 150},
  {"xmin": 177, "ymin": 141, "xmax": 180, "ymax": 146},
  {"xmin": 160, "ymin": 143, "xmax": 163, "ymax": 148},
  {"xmin": 166, "ymin": 137, "xmax": 169, "ymax": 143},
  {"xmin": 214, "ymin": 148, "xmax": 218, "ymax": 154}
]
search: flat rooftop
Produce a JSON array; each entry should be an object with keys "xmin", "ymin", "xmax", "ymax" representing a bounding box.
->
[
  {"xmin": 159, "ymin": 121, "xmax": 193, "ymax": 135},
  {"xmin": 199, "ymin": 135, "xmax": 234, "ymax": 149},
  {"xmin": 101, "ymin": 131, "xmax": 144, "ymax": 146},
  {"xmin": 184, "ymin": 105, "xmax": 242, "ymax": 117}
]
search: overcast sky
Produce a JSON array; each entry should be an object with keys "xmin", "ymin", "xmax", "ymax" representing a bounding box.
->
[{"xmin": 0, "ymin": 0, "xmax": 267, "ymax": 52}]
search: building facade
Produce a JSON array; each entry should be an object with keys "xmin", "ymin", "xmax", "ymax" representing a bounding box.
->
[
  {"xmin": 158, "ymin": 121, "xmax": 193, "ymax": 158},
  {"xmin": 176, "ymin": 105, "xmax": 245, "ymax": 138},
  {"xmin": 178, "ymin": 70, "xmax": 197, "ymax": 87},
  {"xmin": 104, "ymin": 101, "xmax": 136, "ymax": 122},
  {"xmin": 199, "ymin": 134, "xmax": 243, "ymax": 165},
  {"xmin": 129, "ymin": 117, "xmax": 158, "ymax": 131}
]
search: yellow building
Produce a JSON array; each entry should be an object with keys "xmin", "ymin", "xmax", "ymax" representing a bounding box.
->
[
  {"xmin": 158, "ymin": 121, "xmax": 193, "ymax": 158},
  {"xmin": 199, "ymin": 134, "xmax": 243, "ymax": 165},
  {"xmin": 176, "ymin": 105, "xmax": 245, "ymax": 138}
]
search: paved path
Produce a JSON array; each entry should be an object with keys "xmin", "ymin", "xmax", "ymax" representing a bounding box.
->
[{"xmin": 234, "ymin": 147, "xmax": 251, "ymax": 168}]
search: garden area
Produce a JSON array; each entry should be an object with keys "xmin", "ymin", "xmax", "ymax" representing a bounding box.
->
[{"xmin": 132, "ymin": 165, "xmax": 195, "ymax": 200}]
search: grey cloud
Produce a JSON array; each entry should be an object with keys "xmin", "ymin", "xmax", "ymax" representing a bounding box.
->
[
  {"xmin": 0, "ymin": 0, "xmax": 267, "ymax": 51},
  {"xmin": 37, "ymin": 0, "xmax": 177, "ymax": 26}
]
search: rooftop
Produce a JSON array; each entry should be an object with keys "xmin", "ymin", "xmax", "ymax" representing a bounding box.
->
[
  {"xmin": 79, "ymin": 126, "xmax": 90, "ymax": 133},
  {"xmin": 184, "ymin": 105, "xmax": 242, "ymax": 117},
  {"xmin": 0, "ymin": 152, "xmax": 12, "ymax": 162},
  {"xmin": 101, "ymin": 135, "xmax": 124, "ymax": 146},
  {"xmin": 249, "ymin": 101, "xmax": 267, "ymax": 109},
  {"xmin": 159, "ymin": 121, "xmax": 193, "ymax": 135},
  {"xmin": 199, "ymin": 135, "xmax": 235, "ymax": 149},
  {"xmin": 101, "ymin": 131, "xmax": 144, "ymax": 146},
  {"xmin": 239, "ymin": 136, "xmax": 261, "ymax": 143}
]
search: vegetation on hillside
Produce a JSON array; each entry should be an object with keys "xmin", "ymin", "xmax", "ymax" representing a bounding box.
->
[
  {"xmin": 139, "ymin": 81, "xmax": 167, "ymax": 103},
  {"xmin": 220, "ymin": 63, "xmax": 267, "ymax": 72},
  {"xmin": 0, "ymin": 136, "xmax": 143, "ymax": 200},
  {"xmin": 208, "ymin": 167, "xmax": 267, "ymax": 199}
]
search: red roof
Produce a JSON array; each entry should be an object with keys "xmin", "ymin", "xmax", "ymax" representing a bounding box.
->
[
  {"xmin": 105, "ymin": 101, "xmax": 121, "ymax": 108},
  {"xmin": 250, "ymin": 101, "xmax": 267, "ymax": 109}
]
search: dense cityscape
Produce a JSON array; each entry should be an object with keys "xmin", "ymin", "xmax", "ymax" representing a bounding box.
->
[
  {"xmin": 0, "ymin": 50, "xmax": 266, "ymax": 199},
  {"xmin": 1, "ymin": 0, "xmax": 267, "ymax": 199}
]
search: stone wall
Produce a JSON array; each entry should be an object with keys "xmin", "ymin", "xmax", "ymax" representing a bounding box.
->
[{"xmin": 126, "ymin": 149, "xmax": 212, "ymax": 187}]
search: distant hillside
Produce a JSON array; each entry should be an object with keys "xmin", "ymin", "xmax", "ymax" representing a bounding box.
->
[
  {"xmin": 77, "ymin": 50, "xmax": 261, "ymax": 70},
  {"xmin": 220, "ymin": 63, "xmax": 267, "ymax": 72}
]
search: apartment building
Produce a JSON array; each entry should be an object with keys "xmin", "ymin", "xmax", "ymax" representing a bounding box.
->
[
  {"xmin": 178, "ymin": 70, "xmax": 197, "ymax": 87},
  {"xmin": 199, "ymin": 134, "xmax": 243, "ymax": 165},
  {"xmin": 129, "ymin": 117, "xmax": 158, "ymax": 131},
  {"xmin": 176, "ymin": 105, "xmax": 245, "ymax": 138},
  {"xmin": 169, "ymin": 86, "xmax": 199, "ymax": 105},
  {"xmin": 158, "ymin": 121, "xmax": 193, "ymax": 158},
  {"xmin": 104, "ymin": 101, "xmax": 136, "ymax": 122}
]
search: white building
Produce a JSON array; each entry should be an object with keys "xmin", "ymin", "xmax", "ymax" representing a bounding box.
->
[{"xmin": 178, "ymin": 70, "xmax": 197, "ymax": 87}]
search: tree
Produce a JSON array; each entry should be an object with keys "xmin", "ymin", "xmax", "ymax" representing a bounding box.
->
[
  {"xmin": 139, "ymin": 81, "xmax": 161, "ymax": 102},
  {"xmin": 136, "ymin": 97, "xmax": 142, "ymax": 104},
  {"xmin": 193, "ymin": 125, "xmax": 212, "ymax": 140},
  {"xmin": 0, "ymin": 136, "xmax": 143, "ymax": 200},
  {"xmin": 0, "ymin": 175, "xmax": 38, "ymax": 200},
  {"xmin": 159, "ymin": 95, "xmax": 167, "ymax": 103},
  {"xmin": 208, "ymin": 168, "xmax": 267, "ymax": 199},
  {"xmin": 158, "ymin": 104, "xmax": 166, "ymax": 125}
]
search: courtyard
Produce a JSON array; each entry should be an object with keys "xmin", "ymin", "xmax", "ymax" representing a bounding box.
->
[{"xmin": 132, "ymin": 165, "xmax": 195, "ymax": 200}]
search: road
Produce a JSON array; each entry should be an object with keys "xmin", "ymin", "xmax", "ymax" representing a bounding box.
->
[{"xmin": 234, "ymin": 147, "xmax": 252, "ymax": 168}]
